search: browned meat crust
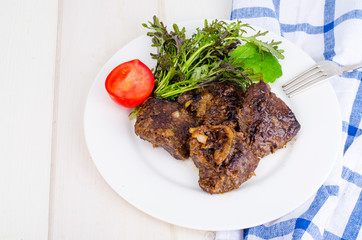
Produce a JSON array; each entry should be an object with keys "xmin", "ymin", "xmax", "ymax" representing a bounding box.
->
[
  {"xmin": 237, "ymin": 80, "xmax": 301, "ymax": 158},
  {"xmin": 189, "ymin": 125, "xmax": 259, "ymax": 194},
  {"xmin": 135, "ymin": 98, "xmax": 196, "ymax": 160},
  {"xmin": 177, "ymin": 83, "xmax": 244, "ymax": 128}
]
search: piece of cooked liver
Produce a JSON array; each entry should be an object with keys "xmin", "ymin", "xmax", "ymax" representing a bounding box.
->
[
  {"xmin": 189, "ymin": 125, "xmax": 259, "ymax": 194},
  {"xmin": 177, "ymin": 83, "xmax": 244, "ymax": 128},
  {"xmin": 237, "ymin": 80, "xmax": 301, "ymax": 158},
  {"xmin": 134, "ymin": 81, "xmax": 301, "ymax": 194},
  {"xmin": 135, "ymin": 97, "xmax": 196, "ymax": 160}
]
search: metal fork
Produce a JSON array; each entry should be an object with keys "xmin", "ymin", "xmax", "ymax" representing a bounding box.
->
[{"xmin": 282, "ymin": 60, "xmax": 362, "ymax": 97}]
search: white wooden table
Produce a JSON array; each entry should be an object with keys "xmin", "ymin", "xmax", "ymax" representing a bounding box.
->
[{"xmin": 0, "ymin": 0, "xmax": 232, "ymax": 239}]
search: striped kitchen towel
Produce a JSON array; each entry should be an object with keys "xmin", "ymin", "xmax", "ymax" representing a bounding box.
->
[{"xmin": 216, "ymin": 0, "xmax": 362, "ymax": 239}]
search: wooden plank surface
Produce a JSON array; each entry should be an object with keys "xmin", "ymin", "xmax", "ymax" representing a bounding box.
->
[
  {"xmin": 0, "ymin": 0, "xmax": 58, "ymax": 239},
  {"xmin": 46, "ymin": 0, "xmax": 231, "ymax": 239}
]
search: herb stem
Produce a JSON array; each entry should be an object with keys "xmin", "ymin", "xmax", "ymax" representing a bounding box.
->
[{"xmin": 181, "ymin": 42, "xmax": 214, "ymax": 72}]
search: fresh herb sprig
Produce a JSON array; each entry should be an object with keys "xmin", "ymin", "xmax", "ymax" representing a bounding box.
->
[{"xmin": 143, "ymin": 16, "xmax": 284, "ymax": 100}]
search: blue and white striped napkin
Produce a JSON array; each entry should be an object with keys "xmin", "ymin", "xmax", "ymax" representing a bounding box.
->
[{"xmin": 216, "ymin": 1, "xmax": 362, "ymax": 239}]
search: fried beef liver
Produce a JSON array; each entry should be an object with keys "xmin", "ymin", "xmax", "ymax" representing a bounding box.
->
[
  {"xmin": 177, "ymin": 83, "xmax": 244, "ymax": 128},
  {"xmin": 189, "ymin": 125, "xmax": 259, "ymax": 194},
  {"xmin": 135, "ymin": 98, "xmax": 196, "ymax": 160},
  {"xmin": 134, "ymin": 81, "xmax": 301, "ymax": 194},
  {"xmin": 237, "ymin": 80, "xmax": 301, "ymax": 158}
]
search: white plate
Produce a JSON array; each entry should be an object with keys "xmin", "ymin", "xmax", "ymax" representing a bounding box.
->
[{"xmin": 84, "ymin": 20, "xmax": 342, "ymax": 231}]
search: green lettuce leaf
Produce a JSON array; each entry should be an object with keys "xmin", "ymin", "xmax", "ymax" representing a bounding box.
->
[{"xmin": 230, "ymin": 42, "xmax": 282, "ymax": 83}]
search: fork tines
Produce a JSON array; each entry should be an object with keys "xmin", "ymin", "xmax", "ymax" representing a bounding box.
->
[{"xmin": 282, "ymin": 65, "xmax": 328, "ymax": 97}]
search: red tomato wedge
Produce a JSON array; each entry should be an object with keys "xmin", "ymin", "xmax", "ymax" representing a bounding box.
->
[{"xmin": 105, "ymin": 59, "xmax": 155, "ymax": 108}]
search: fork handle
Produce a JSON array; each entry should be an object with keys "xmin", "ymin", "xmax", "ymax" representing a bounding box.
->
[{"xmin": 341, "ymin": 62, "xmax": 362, "ymax": 72}]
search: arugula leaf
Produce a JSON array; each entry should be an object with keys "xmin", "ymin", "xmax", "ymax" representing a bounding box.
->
[{"xmin": 230, "ymin": 42, "xmax": 282, "ymax": 83}]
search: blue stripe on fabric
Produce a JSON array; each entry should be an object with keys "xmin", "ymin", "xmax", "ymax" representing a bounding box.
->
[
  {"xmin": 244, "ymin": 218, "xmax": 324, "ymax": 240},
  {"xmin": 347, "ymin": 125, "xmax": 362, "ymax": 138},
  {"xmin": 341, "ymin": 70, "xmax": 362, "ymax": 79},
  {"xmin": 244, "ymin": 228, "xmax": 249, "ymax": 239},
  {"xmin": 299, "ymin": 186, "xmax": 334, "ymax": 220},
  {"xmin": 343, "ymin": 121, "xmax": 349, "ymax": 132},
  {"xmin": 323, "ymin": 0, "xmax": 336, "ymax": 60},
  {"xmin": 272, "ymin": 0, "xmax": 282, "ymax": 36},
  {"xmin": 230, "ymin": 7, "xmax": 276, "ymax": 20},
  {"xmin": 343, "ymin": 123, "xmax": 362, "ymax": 138},
  {"xmin": 280, "ymin": 23, "xmax": 324, "ymax": 34},
  {"xmin": 344, "ymin": 81, "xmax": 362, "ymax": 153},
  {"xmin": 355, "ymin": 130, "xmax": 361, "ymax": 138},
  {"xmin": 357, "ymin": 131, "xmax": 361, "ymax": 138},
  {"xmin": 293, "ymin": 218, "xmax": 323, "ymax": 240},
  {"xmin": 243, "ymin": 228, "xmax": 248, "ymax": 239},
  {"xmin": 340, "ymin": 71, "xmax": 362, "ymax": 144},
  {"xmin": 230, "ymin": 0, "xmax": 235, "ymax": 19},
  {"xmin": 325, "ymin": 185, "xmax": 339, "ymax": 196},
  {"xmin": 342, "ymin": 191, "xmax": 362, "ymax": 240},
  {"xmin": 272, "ymin": 0, "xmax": 280, "ymax": 20},
  {"xmin": 348, "ymin": 125, "xmax": 359, "ymax": 137},
  {"xmin": 342, "ymin": 166, "xmax": 362, "ymax": 188},
  {"xmin": 324, "ymin": 231, "xmax": 343, "ymax": 240},
  {"xmin": 277, "ymin": 10, "xmax": 362, "ymax": 34},
  {"xmin": 305, "ymin": 220, "xmax": 323, "ymax": 239},
  {"xmin": 244, "ymin": 216, "xmax": 341, "ymax": 240},
  {"xmin": 244, "ymin": 219, "xmax": 296, "ymax": 239},
  {"xmin": 335, "ymin": 10, "xmax": 362, "ymax": 25}
]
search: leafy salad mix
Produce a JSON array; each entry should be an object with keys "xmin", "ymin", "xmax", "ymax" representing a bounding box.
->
[{"xmin": 145, "ymin": 16, "xmax": 284, "ymax": 100}]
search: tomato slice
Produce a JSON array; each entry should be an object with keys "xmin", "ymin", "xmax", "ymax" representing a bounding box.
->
[{"xmin": 105, "ymin": 59, "xmax": 155, "ymax": 108}]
